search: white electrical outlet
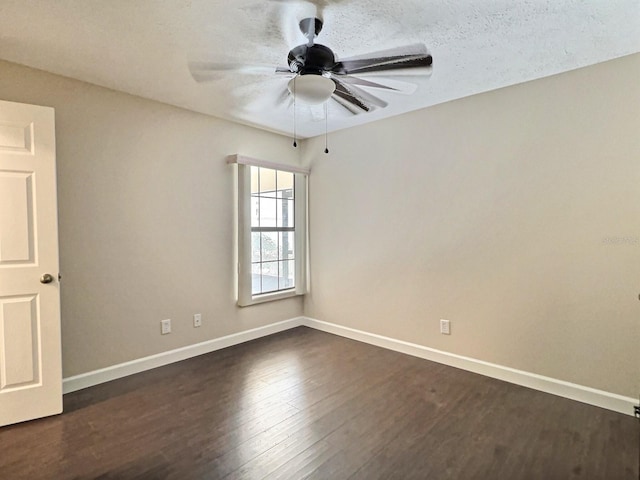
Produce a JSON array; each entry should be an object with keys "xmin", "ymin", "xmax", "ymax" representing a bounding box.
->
[
  {"xmin": 193, "ymin": 313, "xmax": 202, "ymax": 328},
  {"xmin": 161, "ymin": 319, "xmax": 171, "ymax": 335},
  {"xmin": 440, "ymin": 319, "xmax": 451, "ymax": 335}
]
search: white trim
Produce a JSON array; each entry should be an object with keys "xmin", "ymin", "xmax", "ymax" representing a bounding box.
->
[
  {"xmin": 62, "ymin": 317, "xmax": 304, "ymax": 394},
  {"xmin": 236, "ymin": 163, "xmax": 252, "ymax": 306},
  {"xmin": 227, "ymin": 154, "xmax": 310, "ymax": 175},
  {"xmin": 294, "ymin": 173, "xmax": 308, "ymax": 296},
  {"xmin": 235, "ymin": 163, "xmax": 308, "ymax": 307},
  {"xmin": 244, "ymin": 289, "xmax": 303, "ymax": 306},
  {"xmin": 62, "ymin": 315, "xmax": 637, "ymax": 416},
  {"xmin": 303, "ymin": 317, "xmax": 637, "ymax": 417}
]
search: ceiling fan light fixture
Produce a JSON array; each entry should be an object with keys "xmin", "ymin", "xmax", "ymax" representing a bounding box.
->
[{"xmin": 288, "ymin": 75, "xmax": 335, "ymax": 104}]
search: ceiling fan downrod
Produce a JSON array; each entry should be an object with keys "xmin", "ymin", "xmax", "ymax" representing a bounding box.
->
[{"xmin": 300, "ymin": 17, "xmax": 323, "ymax": 45}]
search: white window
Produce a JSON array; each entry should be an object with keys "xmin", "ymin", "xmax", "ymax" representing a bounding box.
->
[{"xmin": 231, "ymin": 155, "xmax": 307, "ymax": 306}]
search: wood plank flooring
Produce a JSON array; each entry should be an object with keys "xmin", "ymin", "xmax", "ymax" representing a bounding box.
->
[{"xmin": 0, "ymin": 327, "xmax": 637, "ymax": 479}]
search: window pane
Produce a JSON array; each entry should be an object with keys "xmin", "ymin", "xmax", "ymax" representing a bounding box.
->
[
  {"xmin": 279, "ymin": 260, "xmax": 295, "ymax": 289},
  {"xmin": 261, "ymin": 232, "xmax": 278, "ymax": 261},
  {"xmin": 259, "ymin": 197, "xmax": 277, "ymax": 227},
  {"xmin": 251, "ymin": 263, "xmax": 262, "ymax": 295},
  {"xmin": 240, "ymin": 165, "xmax": 305, "ymax": 305},
  {"xmin": 251, "ymin": 196, "xmax": 259, "ymax": 227},
  {"xmin": 260, "ymin": 261, "xmax": 279, "ymax": 293},
  {"xmin": 276, "ymin": 199, "xmax": 294, "ymax": 228},
  {"xmin": 251, "ymin": 166, "xmax": 259, "ymax": 194},
  {"xmin": 277, "ymin": 171, "xmax": 294, "ymax": 198},
  {"xmin": 279, "ymin": 232, "xmax": 294, "ymax": 260},
  {"xmin": 259, "ymin": 167, "xmax": 277, "ymax": 197},
  {"xmin": 288, "ymin": 199, "xmax": 294, "ymax": 227},
  {"xmin": 282, "ymin": 200, "xmax": 296, "ymax": 227},
  {"xmin": 251, "ymin": 232, "xmax": 261, "ymax": 262}
]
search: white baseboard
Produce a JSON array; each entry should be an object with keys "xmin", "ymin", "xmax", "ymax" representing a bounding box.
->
[
  {"xmin": 63, "ymin": 315, "xmax": 636, "ymax": 417},
  {"xmin": 62, "ymin": 317, "xmax": 304, "ymax": 394},
  {"xmin": 303, "ymin": 317, "xmax": 637, "ymax": 417}
]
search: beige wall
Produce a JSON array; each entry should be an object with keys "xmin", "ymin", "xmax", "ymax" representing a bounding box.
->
[
  {"xmin": 0, "ymin": 60, "xmax": 303, "ymax": 377},
  {"xmin": 1, "ymin": 54, "xmax": 637, "ymax": 398},
  {"xmin": 303, "ymin": 54, "xmax": 640, "ymax": 398}
]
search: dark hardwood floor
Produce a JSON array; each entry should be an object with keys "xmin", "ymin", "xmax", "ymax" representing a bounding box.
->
[{"xmin": 0, "ymin": 327, "xmax": 637, "ymax": 479}]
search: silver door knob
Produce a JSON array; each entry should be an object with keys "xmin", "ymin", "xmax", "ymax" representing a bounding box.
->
[{"xmin": 40, "ymin": 273, "xmax": 54, "ymax": 284}]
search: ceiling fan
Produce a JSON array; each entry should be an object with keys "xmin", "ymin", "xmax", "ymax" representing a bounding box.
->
[{"xmin": 189, "ymin": 16, "xmax": 433, "ymax": 115}]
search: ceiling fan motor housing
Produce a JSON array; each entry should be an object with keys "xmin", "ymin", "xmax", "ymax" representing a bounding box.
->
[{"xmin": 288, "ymin": 44, "xmax": 336, "ymax": 76}]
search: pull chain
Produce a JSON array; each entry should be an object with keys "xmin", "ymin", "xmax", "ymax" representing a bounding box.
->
[
  {"xmin": 292, "ymin": 77, "xmax": 297, "ymax": 148},
  {"xmin": 324, "ymin": 101, "xmax": 329, "ymax": 154}
]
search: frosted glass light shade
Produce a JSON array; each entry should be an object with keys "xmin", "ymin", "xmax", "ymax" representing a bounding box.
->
[{"xmin": 288, "ymin": 75, "xmax": 335, "ymax": 104}]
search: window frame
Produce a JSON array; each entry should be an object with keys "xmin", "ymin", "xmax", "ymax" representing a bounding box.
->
[{"xmin": 233, "ymin": 155, "xmax": 308, "ymax": 307}]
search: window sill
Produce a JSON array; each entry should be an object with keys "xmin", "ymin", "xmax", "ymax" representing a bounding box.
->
[{"xmin": 238, "ymin": 289, "xmax": 304, "ymax": 307}]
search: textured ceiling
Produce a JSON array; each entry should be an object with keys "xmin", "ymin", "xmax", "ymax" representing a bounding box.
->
[{"xmin": 0, "ymin": 1, "xmax": 638, "ymax": 138}]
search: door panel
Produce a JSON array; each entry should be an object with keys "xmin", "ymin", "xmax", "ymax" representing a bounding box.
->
[
  {"xmin": 0, "ymin": 121, "xmax": 33, "ymax": 154},
  {"xmin": 0, "ymin": 172, "xmax": 35, "ymax": 264},
  {"xmin": 0, "ymin": 295, "xmax": 40, "ymax": 389},
  {"xmin": 0, "ymin": 99, "xmax": 61, "ymax": 427}
]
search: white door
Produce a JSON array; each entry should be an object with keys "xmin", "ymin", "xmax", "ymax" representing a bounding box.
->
[{"xmin": 0, "ymin": 99, "xmax": 62, "ymax": 427}]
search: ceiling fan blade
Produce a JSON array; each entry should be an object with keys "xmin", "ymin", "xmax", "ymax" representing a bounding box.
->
[
  {"xmin": 275, "ymin": 66, "xmax": 295, "ymax": 74},
  {"xmin": 335, "ymin": 75, "xmax": 419, "ymax": 95},
  {"xmin": 275, "ymin": 85, "xmax": 292, "ymax": 105},
  {"xmin": 332, "ymin": 92, "xmax": 369, "ymax": 115},
  {"xmin": 337, "ymin": 44, "xmax": 429, "ymax": 62},
  {"xmin": 332, "ymin": 78, "xmax": 388, "ymax": 109},
  {"xmin": 188, "ymin": 62, "xmax": 291, "ymax": 83},
  {"xmin": 330, "ymin": 78, "xmax": 391, "ymax": 114},
  {"xmin": 332, "ymin": 43, "xmax": 432, "ymax": 76},
  {"xmin": 246, "ymin": 83, "xmax": 292, "ymax": 113},
  {"xmin": 333, "ymin": 75, "xmax": 398, "ymax": 91},
  {"xmin": 335, "ymin": 56, "xmax": 432, "ymax": 75}
]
